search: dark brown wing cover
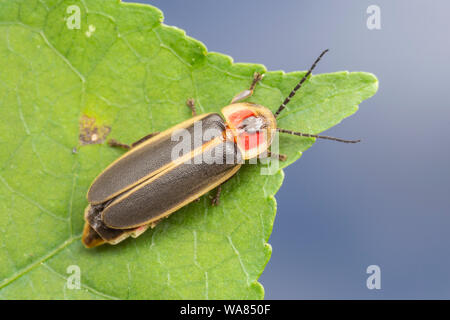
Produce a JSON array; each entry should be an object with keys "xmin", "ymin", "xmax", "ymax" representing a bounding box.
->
[
  {"xmin": 87, "ymin": 113, "xmax": 226, "ymax": 204},
  {"xmin": 102, "ymin": 140, "xmax": 242, "ymax": 229}
]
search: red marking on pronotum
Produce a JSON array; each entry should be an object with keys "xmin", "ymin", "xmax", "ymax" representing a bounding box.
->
[
  {"xmin": 227, "ymin": 109, "xmax": 255, "ymax": 127},
  {"xmin": 228, "ymin": 109, "xmax": 266, "ymax": 151}
]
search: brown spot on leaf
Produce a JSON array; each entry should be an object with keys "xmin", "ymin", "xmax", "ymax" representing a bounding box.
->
[{"xmin": 79, "ymin": 115, "xmax": 111, "ymax": 146}]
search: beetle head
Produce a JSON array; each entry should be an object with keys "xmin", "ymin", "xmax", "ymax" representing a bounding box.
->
[{"xmin": 221, "ymin": 102, "xmax": 276, "ymax": 160}]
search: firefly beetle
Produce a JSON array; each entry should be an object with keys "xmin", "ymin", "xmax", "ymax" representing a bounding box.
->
[{"xmin": 82, "ymin": 49, "xmax": 360, "ymax": 248}]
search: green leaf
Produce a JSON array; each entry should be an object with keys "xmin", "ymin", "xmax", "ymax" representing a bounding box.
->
[{"xmin": 0, "ymin": 0, "xmax": 378, "ymax": 299}]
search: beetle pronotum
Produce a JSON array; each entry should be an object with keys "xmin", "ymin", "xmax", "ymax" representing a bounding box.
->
[{"xmin": 82, "ymin": 49, "xmax": 360, "ymax": 248}]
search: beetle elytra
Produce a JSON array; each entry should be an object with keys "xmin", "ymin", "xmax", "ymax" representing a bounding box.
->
[{"xmin": 82, "ymin": 49, "xmax": 360, "ymax": 248}]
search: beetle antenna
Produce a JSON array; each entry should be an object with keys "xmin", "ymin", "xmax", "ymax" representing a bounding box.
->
[
  {"xmin": 277, "ymin": 128, "xmax": 360, "ymax": 144},
  {"xmin": 274, "ymin": 49, "xmax": 329, "ymax": 118}
]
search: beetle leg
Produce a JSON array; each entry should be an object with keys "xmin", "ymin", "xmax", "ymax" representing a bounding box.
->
[
  {"xmin": 108, "ymin": 132, "xmax": 160, "ymax": 151},
  {"xmin": 108, "ymin": 139, "xmax": 131, "ymax": 150},
  {"xmin": 131, "ymin": 132, "xmax": 160, "ymax": 148},
  {"xmin": 186, "ymin": 98, "xmax": 196, "ymax": 116},
  {"xmin": 211, "ymin": 184, "xmax": 222, "ymax": 206},
  {"xmin": 258, "ymin": 150, "xmax": 287, "ymax": 162},
  {"xmin": 230, "ymin": 72, "xmax": 264, "ymax": 104},
  {"xmin": 267, "ymin": 151, "xmax": 287, "ymax": 161}
]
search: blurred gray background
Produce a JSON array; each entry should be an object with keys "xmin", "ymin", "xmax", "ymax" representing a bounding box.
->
[{"xmin": 125, "ymin": 0, "xmax": 450, "ymax": 299}]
